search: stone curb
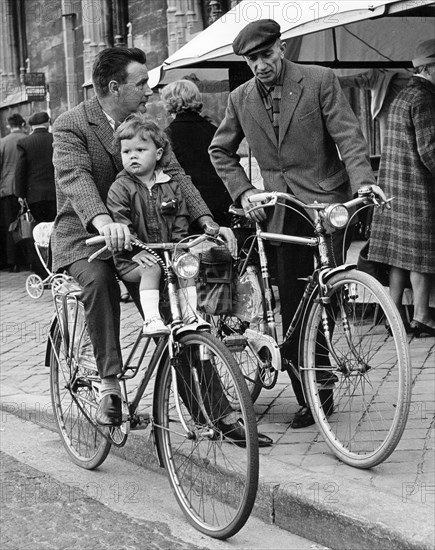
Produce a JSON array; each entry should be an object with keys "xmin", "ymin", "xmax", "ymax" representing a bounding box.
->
[{"xmin": 1, "ymin": 388, "xmax": 433, "ymax": 550}]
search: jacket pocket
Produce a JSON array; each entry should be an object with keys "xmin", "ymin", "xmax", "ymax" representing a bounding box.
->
[{"xmin": 318, "ymin": 166, "xmax": 349, "ymax": 192}]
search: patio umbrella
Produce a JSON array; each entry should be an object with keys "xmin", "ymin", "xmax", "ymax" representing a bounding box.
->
[{"xmin": 149, "ymin": 0, "xmax": 434, "ymax": 88}]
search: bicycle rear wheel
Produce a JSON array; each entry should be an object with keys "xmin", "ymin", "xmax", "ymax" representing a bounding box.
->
[
  {"xmin": 49, "ymin": 300, "xmax": 111, "ymax": 469},
  {"xmin": 153, "ymin": 331, "xmax": 259, "ymax": 539},
  {"xmin": 302, "ymin": 269, "xmax": 411, "ymax": 468}
]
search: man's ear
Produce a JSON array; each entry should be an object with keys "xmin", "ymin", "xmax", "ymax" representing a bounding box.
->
[
  {"xmin": 280, "ymin": 41, "xmax": 287, "ymax": 57},
  {"xmin": 108, "ymin": 80, "xmax": 120, "ymax": 96}
]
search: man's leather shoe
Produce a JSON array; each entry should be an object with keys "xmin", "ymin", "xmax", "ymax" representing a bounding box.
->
[
  {"xmin": 291, "ymin": 407, "xmax": 315, "ymax": 429},
  {"xmin": 410, "ymin": 319, "xmax": 435, "ymax": 338},
  {"xmin": 291, "ymin": 401, "xmax": 334, "ymax": 429},
  {"xmin": 217, "ymin": 419, "xmax": 273, "ymax": 447},
  {"xmin": 95, "ymin": 394, "xmax": 122, "ymax": 426}
]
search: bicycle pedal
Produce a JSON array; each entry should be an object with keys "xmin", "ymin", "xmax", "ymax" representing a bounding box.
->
[
  {"xmin": 130, "ymin": 413, "xmax": 150, "ymax": 430},
  {"xmin": 223, "ymin": 334, "xmax": 247, "ymax": 351}
]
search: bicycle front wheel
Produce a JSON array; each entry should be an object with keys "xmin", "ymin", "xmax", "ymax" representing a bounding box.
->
[
  {"xmin": 153, "ymin": 331, "xmax": 259, "ymax": 539},
  {"xmin": 302, "ymin": 269, "xmax": 411, "ymax": 468},
  {"xmin": 49, "ymin": 303, "xmax": 111, "ymax": 470}
]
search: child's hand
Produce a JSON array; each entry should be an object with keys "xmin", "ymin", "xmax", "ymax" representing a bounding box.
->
[{"xmin": 132, "ymin": 250, "xmax": 159, "ymax": 268}]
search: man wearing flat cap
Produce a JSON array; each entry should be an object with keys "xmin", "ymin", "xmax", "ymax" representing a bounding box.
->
[
  {"xmin": 15, "ymin": 111, "xmax": 56, "ymax": 275},
  {"xmin": 210, "ymin": 19, "xmax": 386, "ymax": 428}
]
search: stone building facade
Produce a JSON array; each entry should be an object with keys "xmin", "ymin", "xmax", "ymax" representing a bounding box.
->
[{"xmin": 0, "ymin": 0, "xmax": 238, "ymax": 135}]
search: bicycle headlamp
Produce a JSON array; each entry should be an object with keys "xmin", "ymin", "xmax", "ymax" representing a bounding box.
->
[
  {"xmin": 324, "ymin": 204, "xmax": 349, "ymax": 229},
  {"xmin": 173, "ymin": 252, "xmax": 201, "ymax": 279}
]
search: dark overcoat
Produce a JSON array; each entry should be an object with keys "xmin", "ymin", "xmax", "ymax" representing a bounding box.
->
[
  {"xmin": 51, "ymin": 97, "xmax": 210, "ymax": 272},
  {"xmin": 166, "ymin": 111, "xmax": 232, "ymax": 226},
  {"xmin": 369, "ymin": 78, "xmax": 435, "ymax": 273},
  {"xmin": 15, "ymin": 128, "xmax": 55, "ymax": 204}
]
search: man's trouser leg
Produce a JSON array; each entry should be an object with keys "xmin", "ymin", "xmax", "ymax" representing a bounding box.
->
[
  {"xmin": 68, "ymin": 258, "xmax": 122, "ymax": 378},
  {"xmin": 276, "ymin": 216, "xmax": 352, "ymax": 407}
]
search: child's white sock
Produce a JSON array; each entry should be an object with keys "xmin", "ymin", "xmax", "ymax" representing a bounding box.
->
[
  {"xmin": 140, "ymin": 289, "xmax": 161, "ymax": 321},
  {"xmin": 178, "ymin": 286, "xmax": 198, "ymax": 323},
  {"xmin": 100, "ymin": 375, "xmax": 121, "ymax": 398}
]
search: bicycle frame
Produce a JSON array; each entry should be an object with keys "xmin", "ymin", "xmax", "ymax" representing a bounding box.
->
[{"xmin": 233, "ymin": 189, "xmax": 380, "ymax": 375}]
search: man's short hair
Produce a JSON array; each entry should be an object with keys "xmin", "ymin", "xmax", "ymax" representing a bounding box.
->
[
  {"xmin": 92, "ymin": 47, "xmax": 147, "ymax": 97},
  {"xmin": 7, "ymin": 113, "xmax": 26, "ymax": 128}
]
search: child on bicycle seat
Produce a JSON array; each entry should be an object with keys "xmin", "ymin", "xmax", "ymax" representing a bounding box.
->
[{"xmin": 107, "ymin": 113, "xmax": 204, "ymax": 336}]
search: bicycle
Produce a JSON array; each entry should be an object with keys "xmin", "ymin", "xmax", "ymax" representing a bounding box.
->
[
  {"xmin": 213, "ymin": 187, "xmax": 411, "ymax": 469},
  {"xmin": 46, "ymin": 231, "xmax": 259, "ymax": 539}
]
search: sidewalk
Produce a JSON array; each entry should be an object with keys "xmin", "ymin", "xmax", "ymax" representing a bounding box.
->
[{"xmin": 1, "ymin": 267, "xmax": 434, "ymax": 550}]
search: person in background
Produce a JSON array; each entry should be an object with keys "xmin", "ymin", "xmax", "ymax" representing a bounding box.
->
[
  {"xmin": 161, "ymin": 79, "xmax": 233, "ymax": 227},
  {"xmin": 0, "ymin": 113, "xmax": 27, "ymax": 272},
  {"xmin": 338, "ymin": 69, "xmax": 411, "ymax": 149},
  {"xmin": 15, "ymin": 111, "xmax": 56, "ymax": 277},
  {"xmin": 209, "ymin": 19, "xmax": 385, "ymax": 429},
  {"xmin": 368, "ymin": 39, "xmax": 435, "ymax": 337}
]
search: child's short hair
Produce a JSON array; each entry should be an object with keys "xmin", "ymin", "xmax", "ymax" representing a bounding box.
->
[{"xmin": 114, "ymin": 113, "xmax": 171, "ymax": 169}]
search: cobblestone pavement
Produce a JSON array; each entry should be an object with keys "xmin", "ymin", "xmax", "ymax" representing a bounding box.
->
[
  {"xmin": 1, "ymin": 267, "xmax": 434, "ymax": 550},
  {"xmin": 1, "ymin": 451, "xmax": 202, "ymax": 550}
]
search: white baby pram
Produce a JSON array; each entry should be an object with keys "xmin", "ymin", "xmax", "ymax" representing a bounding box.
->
[{"xmin": 25, "ymin": 222, "xmax": 70, "ymax": 299}]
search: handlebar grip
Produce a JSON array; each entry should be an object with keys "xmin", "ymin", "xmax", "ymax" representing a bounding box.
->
[
  {"xmin": 247, "ymin": 192, "xmax": 273, "ymax": 203},
  {"xmin": 86, "ymin": 235, "xmax": 106, "ymax": 246}
]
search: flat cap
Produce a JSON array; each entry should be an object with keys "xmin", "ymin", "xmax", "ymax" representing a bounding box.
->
[
  {"xmin": 28, "ymin": 111, "xmax": 50, "ymax": 125},
  {"xmin": 412, "ymin": 39, "xmax": 435, "ymax": 68},
  {"xmin": 233, "ymin": 19, "xmax": 281, "ymax": 56}
]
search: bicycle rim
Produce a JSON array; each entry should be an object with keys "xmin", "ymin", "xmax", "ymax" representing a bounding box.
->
[
  {"xmin": 154, "ymin": 331, "xmax": 259, "ymax": 539},
  {"xmin": 49, "ymin": 317, "xmax": 111, "ymax": 469},
  {"xmin": 212, "ymin": 314, "xmax": 263, "ymax": 403},
  {"xmin": 302, "ymin": 269, "xmax": 411, "ymax": 468}
]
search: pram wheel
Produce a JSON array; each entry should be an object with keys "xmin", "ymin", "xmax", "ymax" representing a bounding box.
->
[
  {"xmin": 26, "ymin": 274, "xmax": 44, "ymax": 299},
  {"xmin": 51, "ymin": 274, "xmax": 67, "ymax": 296}
]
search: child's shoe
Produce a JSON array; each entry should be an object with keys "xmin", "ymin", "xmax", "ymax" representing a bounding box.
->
[{"xmin": 143, "ymin": 317, "xmax": 170, "ymax": 337}]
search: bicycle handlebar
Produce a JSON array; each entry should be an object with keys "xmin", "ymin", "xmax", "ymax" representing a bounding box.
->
[
  {"xmin": 85, "ymin": 233, "xmax": 225, "ymax": 262},
  {"xmin": 247, "ymin": 187, "xmax": 391, "ymax": 212}
]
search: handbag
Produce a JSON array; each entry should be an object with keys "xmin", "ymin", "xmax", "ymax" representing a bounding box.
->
[
  {"xmin": 197, "ymin": 245, "xmax": 233, "ymax": 315},
  {"xmin": 8, "ymin": 200, "xmax": 37, "ymax": 244},
  {"xmin": 357, "ymin": 240, "xmax": 389, "ymax": 287}
]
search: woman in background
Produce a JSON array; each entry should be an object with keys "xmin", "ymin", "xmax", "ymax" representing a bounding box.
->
[
  {"xmin": 161, "ymin": 79, "xmax": 233, "ymax": 227},
  {"xmin": 369, "ymin": 39, "xmax": 435, "ymax": 336}
]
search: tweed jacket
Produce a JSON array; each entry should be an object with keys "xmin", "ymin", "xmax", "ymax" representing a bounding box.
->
[
  {"xmin": 369, "ymin": 77, "xmax": 435, "ymax": 273},
  {"xmin": 51, "ymin": 96, "xmax": 211, "ymax": 272},
  {"xmin": 209, "ymin": 60, "xmax": 376, "ymax": 234},
  {"xmin": 15, "ymin": 128, "xmax": 55, "ymax": 204}
]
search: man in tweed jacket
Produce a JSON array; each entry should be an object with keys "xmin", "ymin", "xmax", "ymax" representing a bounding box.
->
[
  {"xmin": 210, "ymin": 20, "xmax": 385, "ymax": 429},
  {"xmin": 51, "ymin": 48, "xmax": 217, "ymax": 427}
]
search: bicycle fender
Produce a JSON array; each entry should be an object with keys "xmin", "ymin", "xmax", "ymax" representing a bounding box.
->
[
  {"xmin": 45, "ymin": 315, "xmax": 58, "ymax": 367},
  {"xmin": 244, "ymin": 328, "xmax": 282, "ymax": 371},
  {"xmin": 173, "ymin": 325, "xmax": 210, "ymax": 337},
  {"xmin": 322, "ymin": 263, "xmax": 356, "ymax": 282}
]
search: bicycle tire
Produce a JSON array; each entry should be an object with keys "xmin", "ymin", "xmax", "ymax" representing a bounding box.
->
[
  {"xmin": 49, "ymin": 308, "xmax": 111, "ymax": 470},
  {"xmin": 301, "ymin": 269, "xmax": 411, "ymax": 468},
  {"xmin": 153, "ymin": 331, "xmax": 259, "ymax": 539}
]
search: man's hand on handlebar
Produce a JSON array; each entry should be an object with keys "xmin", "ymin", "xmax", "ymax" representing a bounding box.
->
[
  {"xmin": 361, "ymin": 184, "xmax": 391, "ymax": 210},
  {"xmin": 241, "ymin": 189, "xmax": 267, "ymax": 223},
  {"xmin": 92, "ymin": 215, "xmax": 132, "ymax": 252},
  {"xmin": 219, "ymin": 227, "xmax": 238, "ymax": 259}
]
